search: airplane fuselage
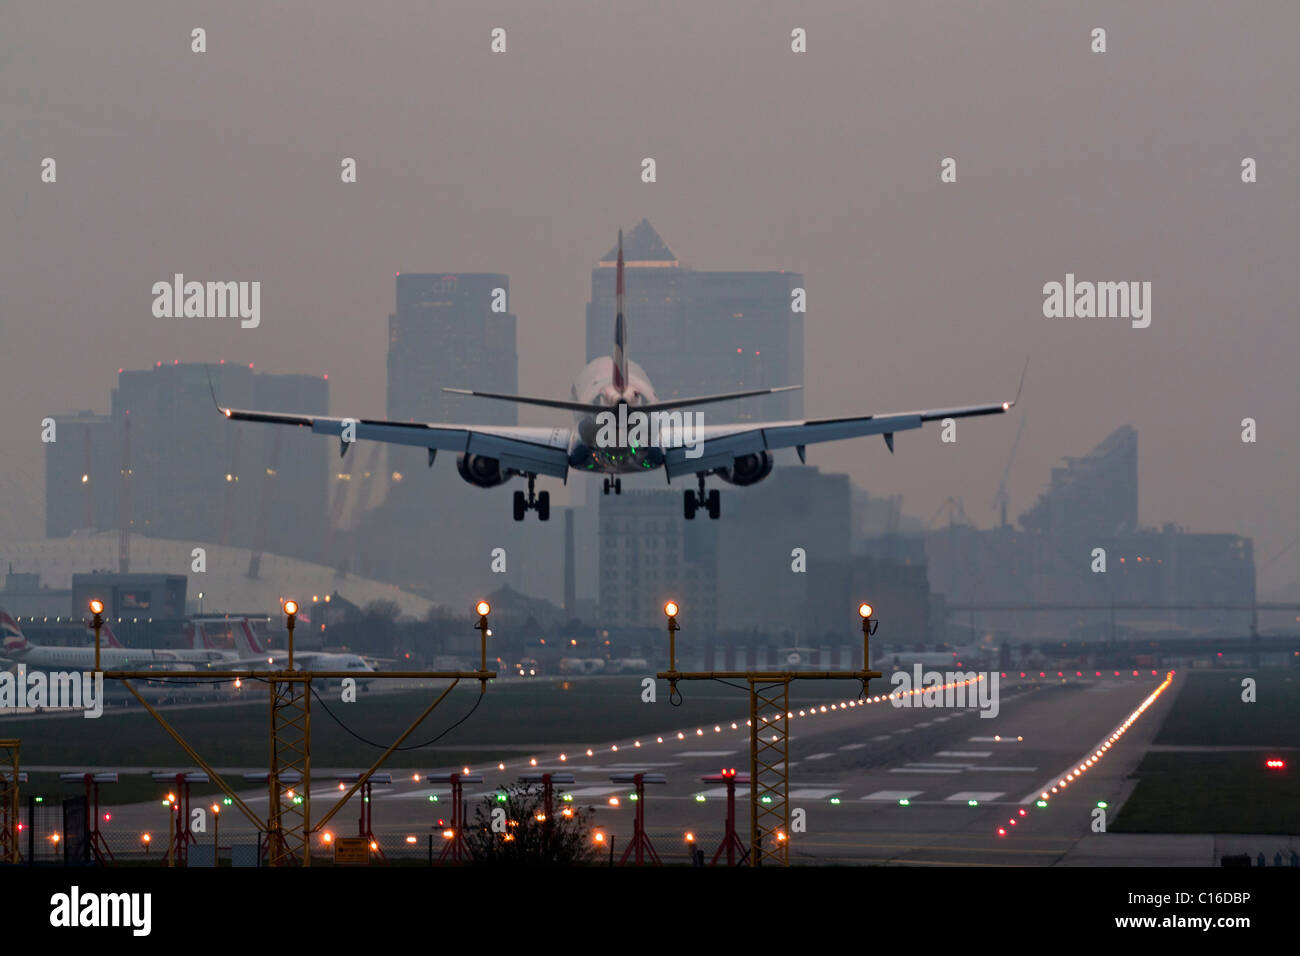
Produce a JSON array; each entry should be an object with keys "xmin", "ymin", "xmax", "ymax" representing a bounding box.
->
[{"xmin": 567, "ymin": 355, "xmax": 663, "ymax": 475}]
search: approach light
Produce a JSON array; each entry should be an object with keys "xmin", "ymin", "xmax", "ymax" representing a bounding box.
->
[
  {"xmin": 664, "ymin": 601, "xmax": 679, "ymax": 618},
  {"xmin": 476, "ymin": 601, "xmax": 491, "ymax": 617},
  {"xmin": 283, "ymin": 600, "xmax": 298, "ymax": 616},
  {"xmin": 89, "ymin": 599, "xmax": 105, "ymax": 615},
  {"xmin": 858, "ymin": 603, "xmax": 873, "ymax": 619}
]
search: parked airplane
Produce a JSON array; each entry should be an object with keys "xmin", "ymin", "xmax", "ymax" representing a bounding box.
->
[
  {"xmin": 0, "ymin": 611, "xmax": 219, "ymax": 670},
  {"xmin": 875, "ymin": 645, "xmax": 990, "ymax": 670},
  {"xmin": 223, "ymin": 619, "xmax": 375, "ymax": 682},
  {"xmin": 215, "ymin": 229, "xmax": 1020, "ymax": 521}
]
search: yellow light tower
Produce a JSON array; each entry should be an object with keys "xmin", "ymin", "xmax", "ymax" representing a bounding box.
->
[
  {"xmin": 89, "ymin": 599, "xmax": 105, "ymax": 671},
  {"xmin": 269, "ymin": 598, "xmax": 310, "ymax": 867},
  {"xmin": 0, "ymin": 739, "xmax": 19, "ymax": 864},
  {"xmin": 475, "ymin": 601, "xmax": 491, "ymax": 684},
  {"xmin": 283, "ymin": 599, "xmax": 299, "ymax": 669},
  {"xmin": 859, "ymin": 602, "xmax": 878, "ymax": 669},
  {"xmin": 655, "ymin": 602, "xmax": 883, "ymax": 867}
]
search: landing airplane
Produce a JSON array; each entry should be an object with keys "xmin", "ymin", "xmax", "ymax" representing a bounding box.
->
[{"xmin": 216, "ymin": 230, "xmax": 1021, "ymax": 521}]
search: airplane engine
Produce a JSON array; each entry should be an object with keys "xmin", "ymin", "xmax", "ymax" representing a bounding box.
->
[
  {"xmin": 456, "ymin": 453, "xmax": 510, "ymax": 488},
  {"xmin": 717, "ymin": 451, "xmax": 773, "ymax": 487}
]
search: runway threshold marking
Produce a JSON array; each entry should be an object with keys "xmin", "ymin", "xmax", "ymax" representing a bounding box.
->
[{"xmin": 862, "ymin": 790, "xmax": 922, "ymax": 801}]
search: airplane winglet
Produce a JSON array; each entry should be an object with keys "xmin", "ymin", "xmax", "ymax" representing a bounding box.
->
[
  {"xmin": 1011, "ymin": 355, "xmax": 1029, "ymax": 408},
  {"xmin": 206, "ymin": 366, "xmax": 232, "ymax": 418}
]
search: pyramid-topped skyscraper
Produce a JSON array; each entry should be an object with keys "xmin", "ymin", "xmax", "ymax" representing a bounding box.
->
[{"xmin": 586, "ymin": 220, "xmax": 804, "ymax": 428}]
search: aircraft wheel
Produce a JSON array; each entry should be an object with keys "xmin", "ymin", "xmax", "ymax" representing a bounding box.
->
[
  {"xmin": 683, "ymin": 491, "xmax": 697, "ymax": 520},
  {"xmin": 537, "ymin": 490, "xmax": 550, "ymax": 521},
  {"xmin": 707, "ymin": 488, "xmax": 721, "ymax": 520},
  {"xmin": 513, "ymin": 490, "xmax": 527, "ymax": 521},
  {"xmin": 614, "ymin": 478, "xmax": 622, "ymax": 495}
]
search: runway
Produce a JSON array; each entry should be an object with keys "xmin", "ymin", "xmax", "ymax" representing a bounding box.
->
[{"xmin": 87, "ymin": 672, "xmax": 1180, "ymax": 866}]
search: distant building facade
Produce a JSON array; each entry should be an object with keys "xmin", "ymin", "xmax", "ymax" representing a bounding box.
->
[
  {"xmin": 925, "ymin": 426, "xmax": 1256, "ymax": 640},
  {"xmin": 45, "ymin": 364, "xmax": 328, "ymax": 564}
]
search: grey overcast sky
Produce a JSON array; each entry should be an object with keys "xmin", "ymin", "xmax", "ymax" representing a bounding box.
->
[{"xmin": 1, "ymin": 1, "xmax": 1296, "ymax": 594}]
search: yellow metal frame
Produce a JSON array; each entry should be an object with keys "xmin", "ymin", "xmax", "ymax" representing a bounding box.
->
[
  {"xmin": 749, "ymin": 680, "xmax": 790, "ymax": 866},
  {"xmin": 268, "ymin": 676, "xmax": 311, "ymax": 867},
  {"xmin": 658, "ymin": 609, "xmax": 881, "ymax": 867},
  {"xmin": 94, "ymin": 614, "xmax": 497, "ymax": 866},
  {"xmin": 0, "ymin": 739, "xmax": 19, "ymax": 864}
]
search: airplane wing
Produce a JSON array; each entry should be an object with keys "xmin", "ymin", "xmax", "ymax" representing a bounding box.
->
[
  {"xmin": 217, "ymin": 405, "xmax": 572, "ymax": 479},
  {"xmin": 661, "ymin": 399, "xmax": 1014, "ymax": 478}
]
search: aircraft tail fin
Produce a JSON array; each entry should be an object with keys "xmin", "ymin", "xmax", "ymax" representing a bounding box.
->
[
  {"xmin": 613, "ymin": 229, "xmax": 628, "ymax": 394},
  {"xmin": 235, "ymin": 619, "xmax": 265, "ymax": 656},
  {"xmin": 99, "ymin": 622, "xmax": 124, "ymax": 649},
  {"xmin": 1, "ymin": 611, "xmax": 29, "ymax": 653}
]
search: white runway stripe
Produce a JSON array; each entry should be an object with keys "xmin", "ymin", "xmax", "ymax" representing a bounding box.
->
[{"xmin": 862, "ymin": 790, "xmax": 922, "ymax": 801}]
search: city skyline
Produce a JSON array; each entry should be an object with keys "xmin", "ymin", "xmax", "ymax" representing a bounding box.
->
[{"xmin": 2, "ymin": 3, "xmax": 1295, "ymax": 600}]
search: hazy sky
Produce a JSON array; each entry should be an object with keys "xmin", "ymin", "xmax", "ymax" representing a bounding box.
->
[{"xmin": 2, "ymin": 2, "xmax": 1296, "ymax": 594}]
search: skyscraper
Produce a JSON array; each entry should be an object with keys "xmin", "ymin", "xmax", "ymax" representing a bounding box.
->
[
  {"xmin": 387, "ymin": 273, "xmax": 517, "ymax": 426},
  {"xmin": 586, "ymin": 219, "xmax": 804, "ymax": 425},
  {"xmin": 360, "ymin": 272, "xmax": 528, "ymax": 600}
]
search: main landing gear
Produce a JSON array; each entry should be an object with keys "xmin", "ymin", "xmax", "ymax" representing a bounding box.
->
[
  {"xmin": 602, "ymin": 477, "xmax": 622, "ymax": 495},
  {"xmin": 684, "ymin": 473, "xmax": 720, "ymax": 520},
  {"xmin": 513, "ymin": 474, "xmax": 550, "ymax": 521}
]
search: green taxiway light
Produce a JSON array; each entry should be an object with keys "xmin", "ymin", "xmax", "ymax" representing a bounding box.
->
[
  {"xmin": 1096, "ymin": 801, "xmax": 1108, "ymax": 808},
  {"xmin": 898, "ymin": 798, "xmax": 910, "ymax": 806},
  {"xmin": 1036, "ymin": 800, "xmax": 1048, "ymax": 808},
  {"xmin": 830, "ymin": 797, "xmax": 841, "ymax": 805},
  {"xmin": 695, "ymin": 794, "xmax": 706, "ymax": 803},
  {"xmin": 967, "ymin": 799, "xmax": 979, "ymax": 806}
]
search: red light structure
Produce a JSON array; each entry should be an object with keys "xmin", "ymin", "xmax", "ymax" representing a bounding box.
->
[
  {"xmin": 150, "ymin": 771, "xmax": 209, "ymax": 865},
  {"xmin": 700, "ymin": 768, "xmax": 750, "ymax": 866},
  {"xmin": 610, "ymin": 772, "xmax": 666, "ymax": 865},
  {"xmin": 336, "ymin": 771, "xmax": 393, "ymax": 863},
  {"xmin": 425, "ymin": 771, "xmax": 483, "ymax": 863},
  {"xmin": 518, "ymin": 771, "xmax": 575, "ymax": 825},
  {"xmin": 58, "ymin": 772, "xmax": 119, "ymax": 865}
]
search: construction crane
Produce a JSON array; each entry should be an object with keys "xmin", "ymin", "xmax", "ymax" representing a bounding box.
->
[
  {"xmin": 992, "ymin": 410, "xmax": 1027, "ymax": 529},
  {"xmin": 925, "ymin": 496, "xmax": 971, "ymax": 530}
]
